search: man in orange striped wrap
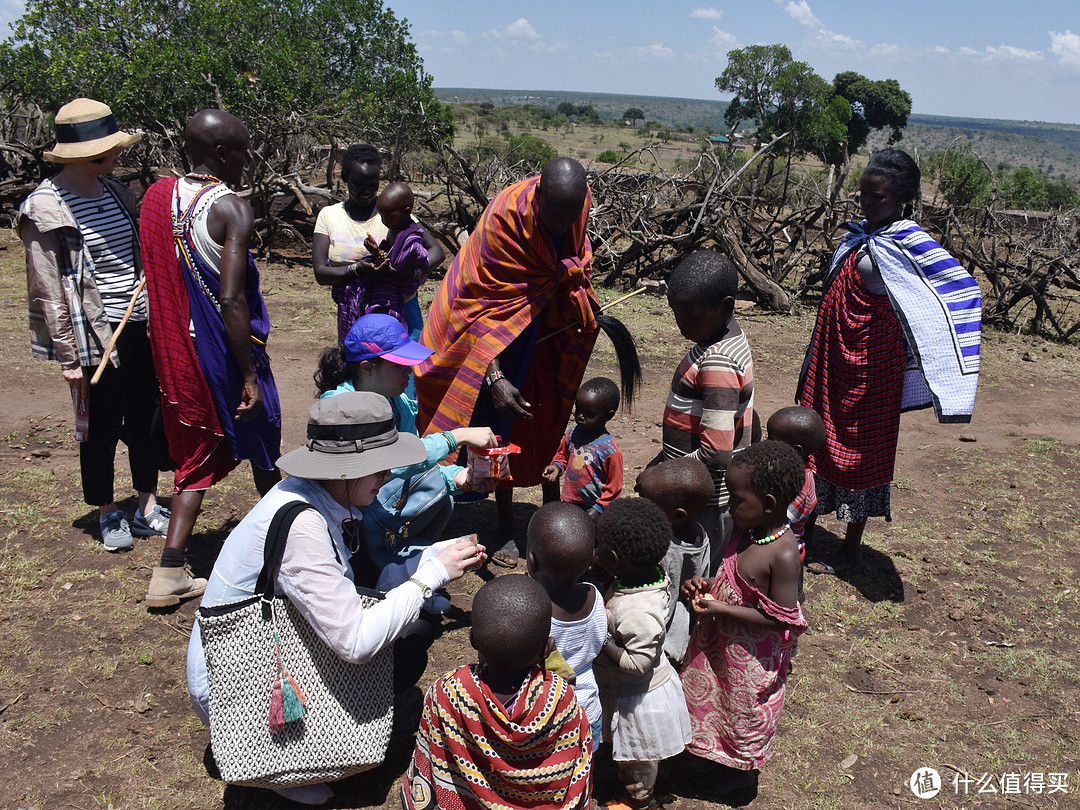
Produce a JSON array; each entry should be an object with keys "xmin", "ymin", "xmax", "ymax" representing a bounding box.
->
[{"xmin": 415, "ymin": 157, "xmax": 599, "ymax": 566}]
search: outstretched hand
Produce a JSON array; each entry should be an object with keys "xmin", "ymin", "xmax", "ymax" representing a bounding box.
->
[
  {"xmin": 490, "ymin": 378, "xmax": 532, "ymax": 421},
  {"xmin": 681, "ymin": 575, "xmax": 712, "ymax": 603},
  {"xmin": 452, "ymin": 427, "xmax": 499, "ymax": 450},
  {"xmin": 435, "ymin": 534, "xmax": 487, "ymax": 580}
]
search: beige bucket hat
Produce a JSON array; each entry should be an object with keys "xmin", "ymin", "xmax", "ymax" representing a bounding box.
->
[
  {"xmin": 276, "ymin": 392, "xmax": 426, "ymax": 480},
  {"xmin": 43, "ymin": 98, "xmax": 141, "ymax": 163}
]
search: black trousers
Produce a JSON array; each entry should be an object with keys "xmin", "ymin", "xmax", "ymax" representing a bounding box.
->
[{"xmin": 79, "ymin": 320, "xmax": 163, "ymax": 506}]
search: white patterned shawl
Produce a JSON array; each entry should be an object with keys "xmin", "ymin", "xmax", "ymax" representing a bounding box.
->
[{"xmin": 826, "ymin": 219, "xmax": 982, "ymax": 423}]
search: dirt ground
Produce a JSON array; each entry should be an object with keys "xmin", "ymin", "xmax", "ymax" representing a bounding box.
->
[{"xmin": 0, "ymin": 230, "xmax": 1078, "ymax": 810}]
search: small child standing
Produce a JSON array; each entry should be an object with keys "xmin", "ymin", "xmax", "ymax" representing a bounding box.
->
[
  {"xmin": 594, "ymin": 498, "xmax": 692, "ymax": 810},
  {"xmin": 403, "ymin": 575, "xmax": 592, "ymax": 810},
  {"xmin": 526, "ymin": 502, "xmax": 606, "ymax": 750},
  {"xmin": 635, "ymin": 457, "xmax": 715, "ymax": 667},
  {"xmin": 543, "ymin": 377, "xmax": 624, "ymax": 520},
  {"xmin": 360, "ymin": 181, "xmax": 430, "ymax": 337},
  {"xmin": 680, "ymin": 441, "xmax": 807, "ymax": 793},
  {"xmin": 766, "ymin": 406, "xmax": 826, "ymax": 562},
  {"xmin": 653, "ymin": 249, "xmax": 754, "ymax": 574}
]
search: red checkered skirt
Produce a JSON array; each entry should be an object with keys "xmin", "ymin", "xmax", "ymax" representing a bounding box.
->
[{"xmin": 799, "ymin": 250, "xmax": 905, "ymax": 491}]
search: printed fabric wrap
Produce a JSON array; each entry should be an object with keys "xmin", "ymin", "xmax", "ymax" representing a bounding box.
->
[
  {"xmin": 332, "ymin": 222, "xmax": 428, "ymax": 335},
  {"xmin": 140, "ymin": 177, "xmax": 281, "ymax": 469},
  {"xmin": 800, "ymin": 219, "xmax": 981, "ymax": 423},
  {"xmin": 681, "ymin": 529, "xmax": 806, "ymax": 771},
  {"xmin": 402, "ymin": 664, "xmax": 592, "ymax": 810},
  {"xmin": 414, "ymin": 176, "xmax": 599, "ymax": 486}
]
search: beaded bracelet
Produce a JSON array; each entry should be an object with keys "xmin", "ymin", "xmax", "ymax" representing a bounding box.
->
[
  {"xmin": 442, "ymin": 431, "xmax": 458, "ymax": 454},
  {"xmin": 484, "ymin": 369, "xmax": 505, "ymax": 387}
]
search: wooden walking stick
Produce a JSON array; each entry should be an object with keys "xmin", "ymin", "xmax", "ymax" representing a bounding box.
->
[
  {"xmin": 90, "ymin": 276, "xmax": 146, "ymax": 385},
  {"xmin": 536, "ymin": 285, "xmax": 650, "ymax": 345}
]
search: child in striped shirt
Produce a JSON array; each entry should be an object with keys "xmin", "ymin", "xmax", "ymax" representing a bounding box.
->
[{"xmin": 651, "ymin": 249, "xmax": 754, "ymax": 574}]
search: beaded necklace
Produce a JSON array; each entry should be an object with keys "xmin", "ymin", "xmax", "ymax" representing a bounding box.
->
[
  {"xmin": 751, "ymin": 523, "xmax": 790, "ymax": 546},
  {"xmin": 185, "ymin": 172, "xmax": 224, "ymax": 185},
  {"xmin": 616, "ymin": 565, "xmax": 665, "ymax": 590}
]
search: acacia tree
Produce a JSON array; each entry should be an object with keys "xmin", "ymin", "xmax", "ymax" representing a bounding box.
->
[
  {"xmin": 622, "ymin": 107, "xmax": 644, "ymax": 127},
  {"xmin": 717, "ymin": 45, "xmax": 912, "ymax": 170},
  {"xmin": 832, "ymin": 71, "xmax": 911, "ymax": 153},
  {"xmin": 716, "ymin": 44, "xmax": 850, "ymax": 164},
  {"xmin": 1, "ymin": 0, "xmax": 451, "ymax": 193}
]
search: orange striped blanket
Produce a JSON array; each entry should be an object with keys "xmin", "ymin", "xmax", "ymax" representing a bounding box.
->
[{"xmin": 415, "ymin": 176, "xmax": 599, "ymax": 486}]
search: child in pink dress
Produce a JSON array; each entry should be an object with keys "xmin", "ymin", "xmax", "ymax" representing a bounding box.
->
[{"xmin": 680, "ymin": 440, "xmax": 808, "ymax": 794}]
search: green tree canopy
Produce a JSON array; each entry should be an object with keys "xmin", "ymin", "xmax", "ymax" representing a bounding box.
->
[
  {"xmin": 1000, "ymin": 166, "xmax": 1048, "ymax": 210},
  {"xmin": 622, "ymin": 107, "xmax": 644, "ymax": 126},
  {"xmin": 832, "ymin": 71, "xmax": 911, "ymax": 152},
  {"xmin": 501, "ymin": 134, "xmax": 557, "ymax": 173},
  {"xmin": 716, "ymin": 43, "xmax": 851, "ymax": 163},
  {"xmin": 1, "ymin": 0, "xmax": 452, "ymax": 173},
  {"xmin": 716, "ymin": 44, "xmax": 914, "ymax": 166}
]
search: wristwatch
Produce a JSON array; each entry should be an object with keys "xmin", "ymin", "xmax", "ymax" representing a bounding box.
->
[{"xmin": 406, "ymin": 577, "xmax": 432, "ymax": 599}]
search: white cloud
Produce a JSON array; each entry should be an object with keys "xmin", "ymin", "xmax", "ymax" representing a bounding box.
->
[
  {"xmin": 958, "ymin": 44, "xmax": 1045, "ymax": 64},
  {"xmin": 484, "ymin": 17, "xmax": 541, "ymax": 42},
  {"xmin": 780, "ymin": 0, "xmax": 858, "ymax": 51},
  {"xmin": 1050, "ymin": 30, "xmax": 1080, "ymax": 67},
  {"xmin": 782, "ymin": 0, "xmax": 821, "ymax": 28},
  {"xmin": 450, "ymin": 30, "xmax": 470, "ymax": 46},
  {"xmin": 632, "ymin": 42, "xmax": 674, "ymax": 59},
  {"xmin": 690, "ymin": 7, "xmax": 722, "ymax": 20},
  {"xmin": 708, "ymin": 27, "xmax": 738, "ymax": 52}
]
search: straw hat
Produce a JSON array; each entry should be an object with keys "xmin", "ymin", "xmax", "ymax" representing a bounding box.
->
[
  {"xmin": 276, "ymin": 392, "xmax": 426, "ymax": 480},
  {"xmin": 43, "ymin": 98, "xmax": 141, "ymax": 163}
]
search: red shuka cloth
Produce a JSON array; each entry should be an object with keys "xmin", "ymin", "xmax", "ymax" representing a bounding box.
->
[{"xmin": 414, "ymin": 176, "xmax": 599, "ymax": 486}]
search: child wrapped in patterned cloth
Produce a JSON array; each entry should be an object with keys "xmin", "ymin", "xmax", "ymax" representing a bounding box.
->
[{"xmin": 402, "ymin": 575, "xmax": 592, "ymax": 810}]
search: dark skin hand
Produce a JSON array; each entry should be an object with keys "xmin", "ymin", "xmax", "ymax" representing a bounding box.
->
[
  {"xmin": 205, "ymin": 192, "xmax": 262, "ymax": 420},
  {"xmin": 486, "ymin": 358, "xmax": 532, "ymax": 420},
  {"xmin": 681, "ymin": 532, "xmax": 801, "ymax": 632}
]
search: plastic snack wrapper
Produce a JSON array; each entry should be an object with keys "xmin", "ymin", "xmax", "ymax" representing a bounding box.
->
[{"xmin": 465, "ymin": 440, "xmax": 521, "ymax": 489}]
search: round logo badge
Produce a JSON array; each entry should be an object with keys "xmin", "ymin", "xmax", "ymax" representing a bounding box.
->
[{"xmin": 910, "ymin": 767, "xmax": 942, "ymax": 799}]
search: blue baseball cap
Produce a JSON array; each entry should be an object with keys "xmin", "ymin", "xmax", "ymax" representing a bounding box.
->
[{"xmin": 343, "ymin": 313, "xmax": 433, "ymax": 365}]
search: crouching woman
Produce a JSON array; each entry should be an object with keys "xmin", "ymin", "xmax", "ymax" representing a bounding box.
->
[{"xmin": 186, "ymin": 392, "xmax": 485, "ymax": 805}]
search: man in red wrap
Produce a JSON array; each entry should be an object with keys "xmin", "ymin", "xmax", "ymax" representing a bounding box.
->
[
  {"xmin": 140, "ymin": 109, "xmax": 281, "ymax": 607},
  {"xmin": 414, "ymin": 157, "xmax": 599, "ymax": 566}
]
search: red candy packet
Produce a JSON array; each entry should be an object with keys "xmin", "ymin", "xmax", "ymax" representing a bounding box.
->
[{"xmin": 465, "ymin": 440, "xmax": 521, "ymax": 488}]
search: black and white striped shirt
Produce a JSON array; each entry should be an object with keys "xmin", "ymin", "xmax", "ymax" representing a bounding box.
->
[{"xmin": 57, "ymin": 184, "xmax": 145, "ymax": 323}]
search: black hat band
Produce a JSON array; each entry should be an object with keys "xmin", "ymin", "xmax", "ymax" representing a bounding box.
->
[{"xmin": 54, "ymin": 115, "xmax": 121, "ymax": 144}]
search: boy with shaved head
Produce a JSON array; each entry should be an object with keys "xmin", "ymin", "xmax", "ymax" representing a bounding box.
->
[
  {"xmin": 527, "ymin": 502, "xmax": 606, "ymax": 748},
  {"xmin": 139, "ymin": 109, "xmax": 281, "ymax": 607},
  {"xmin": 403, "ymin": 574, "xmax": 592, "ymax": 810}
]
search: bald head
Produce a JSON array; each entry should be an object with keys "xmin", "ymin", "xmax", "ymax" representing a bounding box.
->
[
  {"xmin": 527, "ymin": 502, "xmax": 596, "ymax": 586},
  {"xmin": 470, "ymin": 575, "xmax": 551, "ymax": 672},
  {"xmin": 185, "ymin": 109, "xmax": 250, "ymax": 185},
  {"xmin": 536, "ymin": 157, "xmax": 588, "ymax": 236}
]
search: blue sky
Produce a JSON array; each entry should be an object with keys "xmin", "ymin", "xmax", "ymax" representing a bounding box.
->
[
  {"xmin": 3, "ymin": 0, "xmax": 1077, "ymax": 124},
  {"xmin": 387, "ymin": 0, "xmax": 1080, "ymax": 125}
]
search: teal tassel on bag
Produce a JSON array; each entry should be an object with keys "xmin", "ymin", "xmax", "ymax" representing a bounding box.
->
[{"xmin": 281, "ymin": 669, "xmax": 306, "ymax": 723}]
